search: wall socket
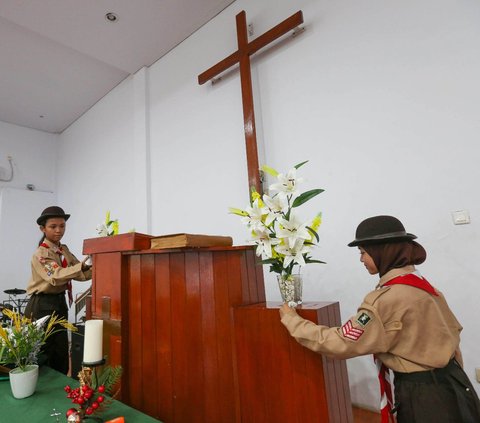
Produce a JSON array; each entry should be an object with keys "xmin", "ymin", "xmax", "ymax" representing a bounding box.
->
[{"xmin": 476, "ymin": 368, "xmax": 480, "ymax": 383}]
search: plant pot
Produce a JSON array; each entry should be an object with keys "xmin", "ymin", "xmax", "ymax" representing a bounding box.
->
[
  {"xmin": 277, "ymin": 274, "xmax": 303, "ymax": 307},
  {"xmin": 9, "ymin": 364, "xmax": 39, "ymax": 399}
]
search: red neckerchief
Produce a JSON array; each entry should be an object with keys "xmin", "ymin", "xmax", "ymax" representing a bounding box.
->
[
  {"xmin": 383, "ymin": 272, "xmax": 438, "ymax": 296},
  {"xmin": 40, "ymin": 242, "xmax": 73, "ymax": 306},
  {"xmin": 375, "ymin": 272, "xmax": 437, "ymax": 423}
]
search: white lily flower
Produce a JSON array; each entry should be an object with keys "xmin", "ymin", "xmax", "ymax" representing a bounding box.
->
[
  {"xmin": 269, "ymin": 168, "xmax": 304, "ymax": 200},
  {"xmin": 261, "ymin": 195, "xmax": 286, "ymax": 226},
  {"xmin": 276, "ymin": 215, "xmax": 311, "ymax": 249},
  {"xmin": 96, "ymin": 224, "xmax": 109, "ymax": 237},
  {"xmin": 249, "ymin": 230, "xmax": 280, "ymax": 259},
  {"xmin": 34, "ymin": 315, "xmax": 50, "ymax": 329},
  {"xmin": 275, "ymin": 239, "xmax": 311, "ymax": 268},
  {"xmin": 241, "ymin": 199, "xmax": 265, "ymax": 231}
]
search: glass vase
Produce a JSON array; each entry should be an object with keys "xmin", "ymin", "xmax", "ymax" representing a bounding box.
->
[{"xmin": 276, "ymin": 273, "xmax": 303, "ymax": 307}]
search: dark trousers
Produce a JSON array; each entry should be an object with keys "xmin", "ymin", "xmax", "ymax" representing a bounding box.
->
[
  {"xmin": 394, "ymin": 359, "xmax": 480, "ymax": 423},
  {"xmin": 24, "ymin": 293, "xmax": 69, "ymax": 375}
]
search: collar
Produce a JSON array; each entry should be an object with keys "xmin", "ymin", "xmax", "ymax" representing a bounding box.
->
[
  {"xmin": 376, "ymin": 265, "xmax": 416, "ymax": 289},
  {"xmin": 40, "ymin": 239, "xmax": 63, "ymax": 254}
]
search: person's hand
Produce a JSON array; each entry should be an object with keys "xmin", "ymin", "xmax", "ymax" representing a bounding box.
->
[
  {"xmin": 279, "ymin": 302, "xmax": 297, "ymax": 318},
  {"xmin": 81, "ymin": 255, "xmax": 92, "ymax": 271}
]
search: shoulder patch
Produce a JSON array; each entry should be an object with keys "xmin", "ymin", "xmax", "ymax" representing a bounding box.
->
[
  {"xmin": 356, "ymin": 312, "xmax": 372, "ymax": 327},
  {"xmin": 341, "ymin": 320, "xmax": 364, "ymax": 341}
]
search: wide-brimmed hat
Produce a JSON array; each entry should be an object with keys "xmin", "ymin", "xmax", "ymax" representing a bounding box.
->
[
  {"xmin": 348, "ymin": 215, "xmax": 417, "ymax": 247},
  {"xmin": 36, "ymin": 206, "xmax": 70, "ymax": 225}
]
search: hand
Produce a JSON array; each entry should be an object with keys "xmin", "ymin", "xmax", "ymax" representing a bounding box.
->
[
  {"xmin": 81, "ymin": 255, "xmax": 92, "ymax": 271},
  {"xmin": 279, "ymin": 302, "xmax": 297, "ymax": 318}
]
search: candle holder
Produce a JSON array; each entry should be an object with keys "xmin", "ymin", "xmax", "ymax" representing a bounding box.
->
[
  {"xmin": 76, "ymin": 359, "xmax": 107, "ymax": 423},
  {"xmin": 81, "ymin": 358, "xmax": 106, "ymax": 389},
  {"xmin": 82, "ymin": 358, "xmax": 106, "ymax": 368}
]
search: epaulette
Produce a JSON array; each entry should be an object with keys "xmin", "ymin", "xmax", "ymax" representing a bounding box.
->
[{"xmin": 363, "ymin": 286, "xmax": 392, "ymax": 306}]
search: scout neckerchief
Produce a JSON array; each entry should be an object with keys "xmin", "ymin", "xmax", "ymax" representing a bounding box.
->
[
  {"xmin": 40, "ymin": 242, "xmax": 73, "ymax": 307},
  {"xmin": 375, "ymin": 272, "xmax": 438, "ymax": 423}
]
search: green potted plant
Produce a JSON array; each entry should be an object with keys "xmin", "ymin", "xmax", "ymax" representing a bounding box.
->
[{"xmin": 0, "ymin": 308, "xmax": 76, "ymax": 398}]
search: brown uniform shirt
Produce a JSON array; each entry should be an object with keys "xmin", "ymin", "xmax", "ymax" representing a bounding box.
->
[
  {"xmin": 26, "ymin": 239, "xmax": 92, "ymax": 295},
  {"xmin": 280, "ymin": 266, "xmax": 462, "ymax": 372}
]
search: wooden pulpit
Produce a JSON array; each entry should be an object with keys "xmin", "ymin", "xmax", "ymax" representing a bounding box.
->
[
  {"xmin": 83, "ymin": 233, "xmax": 265, "ymax": 422},
  {"xmin": 83, "ymin": 233, "xmax": 353, "ymax": 422}
]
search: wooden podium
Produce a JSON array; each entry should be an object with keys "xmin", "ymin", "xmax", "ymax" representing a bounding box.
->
[{"xmin": 83, "ymin": 233, "xmax": 353, "ymax": 422}]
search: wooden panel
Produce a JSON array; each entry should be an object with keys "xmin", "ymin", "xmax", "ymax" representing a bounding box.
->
[
  {"xmin": 140, "ymin": 254, "xmax": 157, "ymax": 417},
  {"xmin": 91, "ymin": 252, "xmax": 122, "ymax": 320},
  {"xmin": 170, "ymin": 252, "xmax": 190, "ymax": 421},
  {"xmin": 83, "ymin": 232, "xmax": 153, "ymax": 254},
  {"xmin": 125, "ymin": 254, "xmax": 143, "ymax": 409},
  {"xmin": 199, "ymin": 251, "xmax": 220, "ymax": 423},
  {"xmin": 234, "ymin": 302, "xmax": 353, "ymax": 423},
  {"xmin": 212, "ymin": 251, "xmax": 236, "ymax": 422},
  {"xmin": 154, "ymin": 254, "xmax": 174, "ymax": 423},
  {"xmin": 185, "ymin": 252, "xmax": 204, "ymax": 421}
]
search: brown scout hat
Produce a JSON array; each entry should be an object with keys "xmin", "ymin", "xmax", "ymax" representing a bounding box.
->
[
  {"xmin": 36, "ymin": 206, "xmax": 71, "ymax": 225},
  {"xmin": 348, "ymin": 215, "xmax": 417, "ymax": 247}
]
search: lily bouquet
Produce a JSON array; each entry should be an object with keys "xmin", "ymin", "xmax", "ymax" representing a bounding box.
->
[
  {"xmin": 96, "ymin": 211, "xmax": 119, "ymax": 237},
  {"xmin": 230, "ymin": 161, "xmax": 325, "ymax": 303},
  {"xmin": 0, "ymin": 309, "xmax": 76, "ymax": 371}
]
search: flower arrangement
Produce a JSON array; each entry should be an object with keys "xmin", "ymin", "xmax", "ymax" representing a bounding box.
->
[
  {"xmin": 0, "ymin": 309, "xmax": 76, "ymax": 371},
  {"xmin": 230, "ymin": 161, "xmax": 325, "ymax": 304},
  {"xmin": 96, "ymin": 211, "xmax": 119, "ymax": 237},
  {"xmin": 64, "ymin": 365, "xmax": 122, "ymax": 421}
]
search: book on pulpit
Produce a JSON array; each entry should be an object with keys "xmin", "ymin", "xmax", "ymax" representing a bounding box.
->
[{"xmin": 150, "ymin": 233, "xmax": 233, "ymax": 249}]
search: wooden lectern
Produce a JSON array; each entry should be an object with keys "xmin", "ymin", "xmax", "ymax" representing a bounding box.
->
[{"xmin": 83, "ymin": 233, "xmax": 353, "ymax": 422}]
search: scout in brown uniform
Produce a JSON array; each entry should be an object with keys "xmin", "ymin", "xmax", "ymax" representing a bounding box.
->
[
  {"xmin": 24, "ymin": 206, "xmax": 92, "ymax": 374},
  {"xmin": 280, "ymin": 215, "xmax": 480, "ymax": 423}
]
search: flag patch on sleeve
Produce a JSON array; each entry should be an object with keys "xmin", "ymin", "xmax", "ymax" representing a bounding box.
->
[
  {"xmin": 342, "ymin": 320, "xmax": 364, "ymax": 341},
  {"xmin": 356, "ymin": 312, "xmax": 372, "ymax": 327}
]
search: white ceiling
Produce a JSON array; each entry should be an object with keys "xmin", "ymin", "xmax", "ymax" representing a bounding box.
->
[{"xmin": 0, "ymin": 0, "xmax": 235, "ymax": 133}]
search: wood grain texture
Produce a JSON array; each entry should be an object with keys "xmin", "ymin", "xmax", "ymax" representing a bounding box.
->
[
  {"xmin": 197, "ymin": 10, "xmax": 304, "ymax": 194},
  {"xmin": 233, "ymin": 302, "xmax": 354, "ymax": 423},
  {"xmin": 86, "ymin": 238, "xmax": 355, "ymax": 423}
]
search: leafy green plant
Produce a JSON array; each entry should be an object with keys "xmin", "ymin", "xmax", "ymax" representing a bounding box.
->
[{"xmin": 0, "ymin": 309, "xmax": 76, "ymax": 371}]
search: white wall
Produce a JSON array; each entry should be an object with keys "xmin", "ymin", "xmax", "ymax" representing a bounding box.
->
[
  {"xmin": 0, "ymin": 121, "xmax": 58, "ymax": 306},
  {"xmin": 53, "ymin": 0, "xmax": 480, "ymax": 410},
  {"xmin": 0, "ymin": 120, "xmax": 58, "ymax": 192}
]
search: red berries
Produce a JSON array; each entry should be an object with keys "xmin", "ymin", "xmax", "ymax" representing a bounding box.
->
[{"xmin": 64, "ymin": 383, "xmax": 105, "ymax": 418}]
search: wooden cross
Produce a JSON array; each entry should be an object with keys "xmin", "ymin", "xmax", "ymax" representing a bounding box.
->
[{"xmin": 198, "ymin": 10, "xmax": 304, "ymax": 194}]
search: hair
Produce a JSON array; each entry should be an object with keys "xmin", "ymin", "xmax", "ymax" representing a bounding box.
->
[{"xmin": 363, "ymin": 241, "xmax": 426, "ymax": 277}]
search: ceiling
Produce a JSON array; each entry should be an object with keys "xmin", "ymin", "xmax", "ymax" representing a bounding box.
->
[{"xmin": 0, "ymin": 0, "xmax": 235, "ymax": 134}]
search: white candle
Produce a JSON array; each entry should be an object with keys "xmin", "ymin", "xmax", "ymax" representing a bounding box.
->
[{"xmin": 83, "ymin": 319, "xmax": 103, "ymax": 364}]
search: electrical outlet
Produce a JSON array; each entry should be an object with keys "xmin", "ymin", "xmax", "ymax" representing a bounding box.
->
[{"xmin": 476, "ymin": 368, "xmax": 480, "ymax": 383}]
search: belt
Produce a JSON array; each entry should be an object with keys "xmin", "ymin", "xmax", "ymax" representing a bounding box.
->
[
  {"xmin": 394, "ymin": 358, "xmax": 457, "ymax": 384},
  {"xmin": 32, "ymin": 292, "xmax": 65, "ymax": 297}
]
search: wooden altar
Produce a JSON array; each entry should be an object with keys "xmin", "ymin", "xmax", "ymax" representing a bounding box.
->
[{"xmin": 83, "ymin": 233, "xmax": 353, "ymax": 422}]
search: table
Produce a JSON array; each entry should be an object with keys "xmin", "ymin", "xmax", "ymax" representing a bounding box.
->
[{"xmin": 1, "ymin": 366, "xmax": 162, "ymax": 422}]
